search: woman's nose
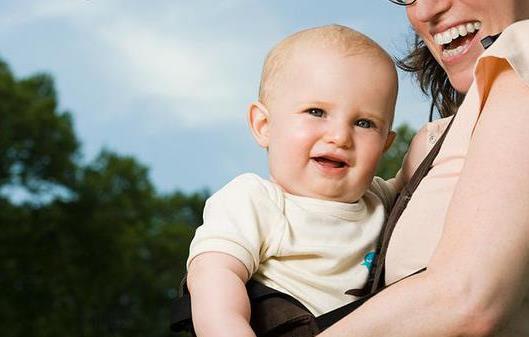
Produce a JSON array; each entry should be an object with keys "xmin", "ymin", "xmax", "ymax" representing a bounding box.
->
[{"xmin": 409, "ymin": 0, "xmax": 451, "ymax": 23}]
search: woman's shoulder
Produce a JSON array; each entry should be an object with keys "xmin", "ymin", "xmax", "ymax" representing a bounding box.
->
[
  {"xmin": 423, "ymin": 117, "xmax": 452, "ymax": 152},
  {"xmin": 472, "ymin": 20, "xmax": 529, "ymax": 126},
  {"xmin": 476, "ymin": 19, "xmax": 529, "ymax": 88},
  {"xmin": 412, "ymin": 117, "xmax": 452, "ymax": 160},
  {"xmin": 400, "ymin": 116, "xmax": 453, "ymax": 182}
]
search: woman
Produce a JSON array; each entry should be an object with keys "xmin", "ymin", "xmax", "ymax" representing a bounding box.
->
[{"xmin": 319, "ymin": 0, "xmax": 529, "ymax": 336}]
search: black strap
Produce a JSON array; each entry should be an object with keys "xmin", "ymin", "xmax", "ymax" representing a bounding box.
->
[
  {"xmin": 317, "ymin": 266, "xmax": 427, "ymax": 330},
  {"xmin": 170, "ymin": 279, "xmax": 314, "ymax": 335},
  {"xmin": 172, "ymin": 267, "xmax": 429, "ymax": 335},
  {"xmin": 315, "ymin": 293, "xmax": 373, "ymax": 330},
  {"xmin": 481, "ymin": 32, "xmax": 502, "ymax": 49},
  {"xmin": 246, "ymin": 280, "xmax": 309, "ymax": 310},
  {"xmin": 170, "ymin": 294, "xmax": 192, "ymax": 334},
  {"xmin": 369, "ymin": 116, "xmax": 455, "ymax": 293}
]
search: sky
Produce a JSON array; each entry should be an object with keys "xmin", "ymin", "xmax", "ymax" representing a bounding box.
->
[{"xmin": 0, "ymin": 0, "xmax": 433, "ymax": 195}]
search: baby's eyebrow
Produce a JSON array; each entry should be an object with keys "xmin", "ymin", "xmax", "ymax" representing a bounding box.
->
[
  {"xmin": 359, "ymin": 112, "xmax": 390, "ymax": 125},
  {"xmin": 296, "ymin": 100, "xmax": 334, "ymax": 109}
]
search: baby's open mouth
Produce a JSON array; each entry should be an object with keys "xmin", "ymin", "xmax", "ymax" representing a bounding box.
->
[
  {"xmin": 434, "ymin": 21, "xmax": 481, "ymax": 58},
  {"xmin": 312, "ymin": 156, "xmax": 347, "ymax": 168}
]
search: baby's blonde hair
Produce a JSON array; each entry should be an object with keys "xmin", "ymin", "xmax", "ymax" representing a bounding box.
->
[{"xmin": 258, "ymin": 24, "xmax": 396, "ymax": 106}]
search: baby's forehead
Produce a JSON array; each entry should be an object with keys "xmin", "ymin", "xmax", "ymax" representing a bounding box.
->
[
  {"xmin": 259, "ymin": 25, "xmax": 397, "ymax": 105},
  {"xmin": 277, "ymin": 30, "xmax": 387, "ymax": 67},
  {"xmin": 274, "ymin": 43, "xmax": 396, "ymax": 93},
  {"xmin": 285, "ymin": 41, "xmax": 388, "ymax": 68}
]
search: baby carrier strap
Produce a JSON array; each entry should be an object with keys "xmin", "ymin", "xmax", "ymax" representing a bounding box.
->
[
  {"xmin": 170, "ymin": 273, "xmax": 422, "ymax": 337},
  {"xmin": 170, "ymin": 274, "xmax": 192, "ymax": 334},
  {"xmin": 247, "ymin": 281, "xmax": 320, "ymax": 337},
  {"xmin": 171, "ymin": 277, "xmax": 320, "ymax": 337},
  {"xmin": 318, "ymin": 266, "xmax": 427, "ymax": 330},
  {"xmin": 368, "ymin": 115, "xmax": 455, "ymax": 294}
]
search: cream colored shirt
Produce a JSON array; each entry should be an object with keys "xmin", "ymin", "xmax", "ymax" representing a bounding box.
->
[
  {"xmin": 188, "ymin": 173, "xmax": 396, "ymax": 315},
  {"xmin": 386, "ymin": 20, "xmax": 529, "ymax": 336}
]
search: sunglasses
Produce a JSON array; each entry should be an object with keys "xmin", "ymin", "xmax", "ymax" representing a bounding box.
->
[{"xmin": 387, "ymin": 0, "xmax": 416, "ymax": 6}]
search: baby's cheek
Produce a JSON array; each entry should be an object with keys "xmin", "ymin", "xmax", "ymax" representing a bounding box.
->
[
  {"xmin": 359, "ymin": 142, "xmax": 385, "ymax": 171},
  {"xmin": 267, "ymin": 148, "xmax": 296, "ymax": 183}
]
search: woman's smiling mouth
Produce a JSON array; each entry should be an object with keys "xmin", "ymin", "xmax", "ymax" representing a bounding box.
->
[{"xmin": 434, "ymin": 21, "xmax": 481, "ymax": 58}]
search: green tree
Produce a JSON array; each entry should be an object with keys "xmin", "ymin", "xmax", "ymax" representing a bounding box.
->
[
  {"xmin": 0, "ymin": 57, "xmax": 202, "ymax": 337},
  {"xmin": 0, "ymin": 60, "xmax": 79, "ymax": 193},
  {"xmin": 376, "ymin": 124, "xmax": 416, "ymax": 179},
  {"xmin": 0, "ymin": 59, "xmax": 81, "ymax": 336}
]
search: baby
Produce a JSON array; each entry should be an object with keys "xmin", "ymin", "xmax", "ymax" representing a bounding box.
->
[{"xmin": 187, "ymin": 24, "xmax": 400, "ymax": 337}]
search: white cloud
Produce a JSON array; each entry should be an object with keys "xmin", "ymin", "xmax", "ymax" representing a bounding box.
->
[
  {"xmin": 2, "ymin": 0, "xmax": 282, "ymax": 127},
  {"xmin": 0, "ymin": 0, "xmax": 103, "ymax": 30},
  {"xmin": 95, "ymin": 20, "xmax": 245, "ymax": 126}
]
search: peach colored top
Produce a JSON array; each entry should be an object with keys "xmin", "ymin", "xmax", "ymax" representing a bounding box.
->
[{"xmin": 386, "ymin": 20, "xmax": 529, "ymax": 336}]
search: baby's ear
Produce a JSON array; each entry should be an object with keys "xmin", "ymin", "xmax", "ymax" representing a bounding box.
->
[
  {"xmin": 383, "ymin": 130, "xmax": 397, "ymax": 153},
  {"xmin": 248, "ymin": 101, "xmax": 270, "ymax": 148}
]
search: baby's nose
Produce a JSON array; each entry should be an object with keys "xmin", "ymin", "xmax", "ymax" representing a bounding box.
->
[{"xmin": 325, "ymin": 123, "xmax": 352, "ymax": 148}]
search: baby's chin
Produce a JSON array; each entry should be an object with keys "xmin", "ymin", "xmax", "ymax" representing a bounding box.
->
[
  {"xmin": 269, "ymin": 174, "xmax": 362, "ymax": 203},
  {"xmin": 278, "ymin": 184, "xmax": 360, "ymax": 203},
  {"xmin": 313, "ymin": 193, "xmax": 360, "ymax": 204}
]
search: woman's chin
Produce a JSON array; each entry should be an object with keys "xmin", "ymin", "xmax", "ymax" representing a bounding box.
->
[{"xmin": 447, "ymin": 71, "xmax": 474, "ymax": 95}]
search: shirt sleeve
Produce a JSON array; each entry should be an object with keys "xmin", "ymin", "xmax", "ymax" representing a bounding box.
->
[
  {"xmin": 186, "ymin": 173, "xmax": 285, "ymax": 276},
  {"xmin": 370, "ymin": 176, "xmax": 398, "ymax": 214},
  {"xmin": 474, "ymin": 20, "xmax": 529, "ymax": 115}
]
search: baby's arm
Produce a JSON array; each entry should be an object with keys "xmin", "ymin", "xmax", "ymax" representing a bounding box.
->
[
  {"xmin": 186, "ymin": 174, "xmax": 282, "ymax": 337},
  {"xmin": 187, "ymin": 252, "xmax": 256, "ymax": 337}
]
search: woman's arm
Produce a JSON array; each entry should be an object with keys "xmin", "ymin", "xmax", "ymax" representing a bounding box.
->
[{"xmin": 319, "ymin": 61, "xmax": 529, "ymax": 337}]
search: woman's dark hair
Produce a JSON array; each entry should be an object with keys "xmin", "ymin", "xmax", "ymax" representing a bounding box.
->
[{"xmin": 397, "ymin": 33, "xmax": 465, "ymax": 121}]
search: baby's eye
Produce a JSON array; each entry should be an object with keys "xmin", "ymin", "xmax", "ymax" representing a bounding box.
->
[
  {"xmin": 355, "ymin": 119, "xmax": 375, "ymax": 129},
  {"xmin": 305, "ymin": 108, "xmax": 326, "ymax": 118}
]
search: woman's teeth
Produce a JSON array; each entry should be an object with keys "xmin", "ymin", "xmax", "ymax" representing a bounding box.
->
[
  {"xmin": 434, "ymin": 21, "xmax": 481, "ymax": 58},
  {"xmin": 443, "ymin": 45, "xmax": 465, "ymax": 57},
  {"xmin": 434, "ymin": 22, "xmax": 481, "ymax": 46}
]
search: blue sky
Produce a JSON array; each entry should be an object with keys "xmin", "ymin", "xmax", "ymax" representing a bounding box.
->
[{"xmin": 0, "ymin": 0, "xmax": 432, "ymax": 194}]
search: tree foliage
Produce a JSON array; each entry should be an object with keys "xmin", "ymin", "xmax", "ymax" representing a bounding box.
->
[
  {"xmin": 0, "ymin": 60, "xmax": 79, "ymax": 192},
  {"xmin": 0, "ymin": 58, "xmax": 204, "ymax": 337},
  {"xmin": 0, "ymin": 56, "xmax": 412, "ymax": 337},
  {"xmin": 376, "ymin": 124, "xmax": 416, "ymax": 180}
]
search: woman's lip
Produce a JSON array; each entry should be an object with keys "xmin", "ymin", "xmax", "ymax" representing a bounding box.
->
[
  {"xmin": 429, "ymin": 20, "xmax": 480, "ymax": 36},
  {"xmin": 439, "ymin": 30, "xmax": 482, "ymax": 65}
]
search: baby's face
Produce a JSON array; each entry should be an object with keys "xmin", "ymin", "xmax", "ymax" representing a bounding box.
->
[{"xmin": 263, "ymin": 48, "xmax": 396, "ymax": 203}]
